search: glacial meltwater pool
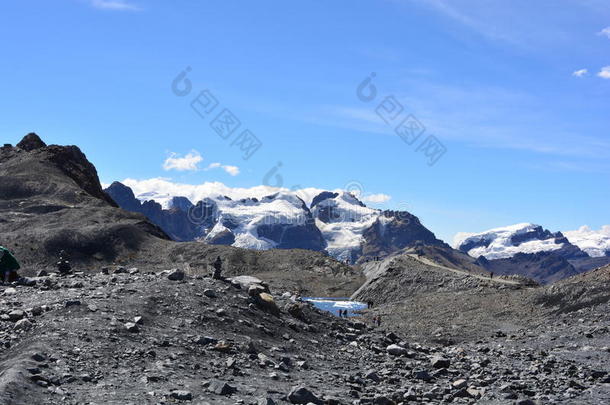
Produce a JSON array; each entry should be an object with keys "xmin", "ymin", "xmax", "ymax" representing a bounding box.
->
[{"xmin": 302, "ymin": 297, "xmax": 368, "ymax": 317}]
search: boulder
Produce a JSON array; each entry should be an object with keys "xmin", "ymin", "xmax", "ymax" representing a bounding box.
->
[
  {"xmin": 166, "ymin": 269, "xmax": 185, "ymax": 281},
  {"xmin": 208, "ymin": 380, "xmax": 236, "ymax": 395},
  {"xmin": 430, "ymin": 355, "xmax": 450, "ymax": 369},
  {"xmin": 386, "ymin": 344, "xmax": 408, "ymax": 356},
  {"xmin": 170, "ymin": 390, "xmax": 193, "ymax": 401},
  {"xmin": 254, "ymin": 292, "xmax": 280, "ymax": 316},
  {"xmin": 287, "ymin": 386, "xmax": 323, "ymax": 404}
]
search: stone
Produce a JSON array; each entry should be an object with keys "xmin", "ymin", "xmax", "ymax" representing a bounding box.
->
[
  {"xmin": 373, "ymin": 396, "xmax": 395, "ymax": 405},
  {"xmin": 255, "ymin": 292, "xmax": 280, "ymax": 316},
  {"xmin": 287, "ymin": 386, "xmax": 323, "ymax": 404},
  {"xmin": 386, "ymin": 344, "xmax": 408, "ymax": 356},
  {"xmin": 31, "ymin": 353, "xmax": 46, "ymax": 362},
  {"xmin": 194, "ymin": 335, "xmax": 217, "ymax": 345},
  {"xmin": 170, "ymin": 390, "xmax": 193, "ymax": 401},
  {"xmin": 248, "ymin": 284, "xmax": 268, "ymax": 297},
  {"xmin": 8, "ymin": 309, "xmax": 25, "ymax": 320},
  {"xmin": 203, "ymin": 289, "xmax": 217, "ymax": 298},
  {"xmin": 166, "ymin": 269, "xmax": 185, "ymax": 281},
  {"xmin": 258, "ymin": 398, "xmax": 277, "ymax": 405},
  {"xmin": 452, "ymin": 379, "xmax": 468, "ymax": 389},
  {"xmin": 413, "ymin": 370, "xmax": 432, "ymax": 381},
  {"xmin": 231, "ymin": 275, "xmax": 268, "ymax": 291},
  {"xmin": 208, "ymin": 380, "xmax": 236, "ymax": 395},
  {"xmin": 14, "ymin": 318, "xmax": 32, "ymax": 330},
  {"xmin": 430, "ymin": 355, "xmax": 450, "ymax": 369},
  {"xmin": 37, "ymin": 270, "xmax": 49, "ymax": 277},
  {"xmin": 365, "ymin": 370, "xmax": 381, "ymax": 383},
  {"xmin": 125, "ymin": 322, "xmax": 139, "ymax": 333},
  {"xmin": 213, "ymin": 341, "xmax": 232, "ymax": 353}
]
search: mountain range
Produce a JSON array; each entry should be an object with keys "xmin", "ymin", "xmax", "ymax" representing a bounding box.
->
[
  {"xmin": 105, "ymin": 181, "xmax": 610, "ymax": 284},
  {"xmin": 105, "ymin": 181, "xmax": 447, "ymax": 264}
]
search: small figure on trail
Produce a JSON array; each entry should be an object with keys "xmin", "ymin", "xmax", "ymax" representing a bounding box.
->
[
  {"xmin": 0, "ymin": 246, "xmax": 20, "ymax": 283},
  {"xmin": 211, "ymin": 256, "xmax": 223, "ymax": 280},
  {"xmin": 490, "ymin": 272, "xmax": 494, "ymax": 279},
  {"xmin": 56, "ymin": 250, "xmax": 72, "ymax": 275},
  {"xmin": 375, "ymin": 315, "xmax": 381, "ymax": 327}
]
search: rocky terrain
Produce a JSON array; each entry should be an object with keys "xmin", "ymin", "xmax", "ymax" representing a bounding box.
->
[
  {"xmin": 0, "ymin": 262, "xmax": 608, "ymax": 404},
  {"xmin": 0, "ymin": 134, "xmax": 361, "ymax": 297},
  {"xmin": 1, "ymin": 133, "xmax": 609, "ymax": 404}
]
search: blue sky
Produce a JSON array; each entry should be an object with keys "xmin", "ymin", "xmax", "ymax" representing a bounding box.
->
[{"xmin": 1, "ymin": 0, "xmax": 609, "ymax": 243}]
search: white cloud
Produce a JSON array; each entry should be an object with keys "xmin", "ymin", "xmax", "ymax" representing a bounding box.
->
[
  {"xmin": 572, "ymin": 69, "xmax": 588, "ymax": 77},
  {"xmin": 597, "ymin": 66, "xmax": 610, "ymax": 79},
  {"xmin": 222, "ymin": 165, "xmax": 240, "ymax": 176},
  {"xmin": 162, "ymin": 151, "xmax": 203, "ymax": 172},
  {"xmin": 361, "ymin": 193, "xmax": 392, "ymax": 203},
  {"xmin": 121, "ymin": 178, "xmax": 296, "ymax": 208},
  {"xmin": 599, "ymin": 27, "xmax": 610, "ymax": 39},
  {"xmin": 205, "ymin": 162, "xmax": 240, "ymax": 176},
  {"xmin": 90, "ymin": 0, "xmax": 140, "ymax": 11},
  {"xmin": 117, "ymin": 178, "xmax": 392, "ymax": 209}
]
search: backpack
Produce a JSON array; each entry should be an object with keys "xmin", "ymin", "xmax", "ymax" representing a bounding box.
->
[{"xmin": 0, "ymin": 246, "xmax": 20, "ymax": 272}]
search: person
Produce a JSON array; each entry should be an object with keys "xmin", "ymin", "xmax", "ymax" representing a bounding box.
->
[
  {"xmin": 490, "ymin": 272, "xmax": 494, "ymax": 279},
  {"xmin": 376, "ymin": 315, "xmax": 381, "ymax": 327},
  {"xmin": 0, "ymin": 246, "xmax": 20, "ymax": 283},
  {"xmin": 56, "ymin": 250, "xmax": 72, "ymax": 275},
  {"xmin": 211, "ymin": 256, "xmax": 223, "ymax": 280}
]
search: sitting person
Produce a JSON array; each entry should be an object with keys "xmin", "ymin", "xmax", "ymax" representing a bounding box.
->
[{"xmin": 0, "ymin": 246, "xmax": 20, "ymax": 283}]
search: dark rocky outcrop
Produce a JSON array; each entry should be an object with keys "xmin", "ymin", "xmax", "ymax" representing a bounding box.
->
[
  {"xmin": 0, "ymin": 134, "xmax": 169, "ymax": 267},
  {"xmin": 358, "ymin": 211, "xmax": 449, "ymax": 263},
  {"xmin": 105, "ymin": 182, "xmax": 202, "ymax": 242},
  {"xmin": 16, "ymin": 132, "xmax": 46, "ymax": 151},
  {"xmin": 480, "ymin": 251, "xmax": 579, "ymax": 285}
]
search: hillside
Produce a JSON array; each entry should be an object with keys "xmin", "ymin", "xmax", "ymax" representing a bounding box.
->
[{"xmin": 0, "ymin": 134, "xmax": 361, "ymax": 297}]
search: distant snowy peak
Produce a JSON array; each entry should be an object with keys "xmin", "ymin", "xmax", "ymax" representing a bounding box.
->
[
  {"xmin": 310, "ymin": 191, "xmax": 380, "ymax": 261},
  {"xmin": 454, "ymin": 223, "xmax": 570, "ymax": 260},
  {"xmin": 564, "ymin": 226, "xmax": 610, "ymax": 258},
  {"xmin": 106, "ymin": 181, "xmax": 449, "ymax": 264}
]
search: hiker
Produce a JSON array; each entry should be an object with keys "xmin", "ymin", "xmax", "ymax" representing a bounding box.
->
[
  {"xmin": 490, "ymin": 272, "xmax": 494, "ymax": 279},
  {"xmin": 376, "ymin": 315, "xmax": 381, "ymax": 327},
  {"xmin": 211, "ymin": 256, "xmax": 223, "ymax": 280},
  {"xmin": 56, "ymin": 250, "xmax": 72, "ymax": 275},
  {"xmin": 0, "ymin": 246, "xmax": 20, "ymax": 283}
]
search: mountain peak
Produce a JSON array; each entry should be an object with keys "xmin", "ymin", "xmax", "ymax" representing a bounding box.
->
[{"xmin": 16, "ymin": 132, "xmax": 47, "ymax": 151}]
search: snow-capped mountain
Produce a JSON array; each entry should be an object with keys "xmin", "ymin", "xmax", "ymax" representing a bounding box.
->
[
  {"xmin": 105, "ymin": 182, "xmax": 446, "ymax": 263},
  {"xmin": 454, "ymin": 223, "xmax": 610, "ymax": 284},
  {"xmin": 454, "ymin": 223, "xmax": 585, "ymax": 260},
  {"xmin": 564, "ymin": 226, "xmax": 610, "ymax": 258}
]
